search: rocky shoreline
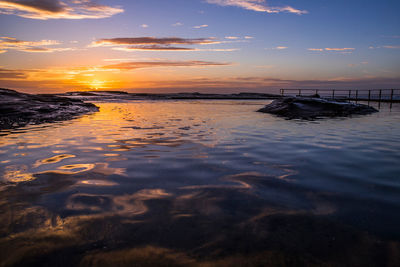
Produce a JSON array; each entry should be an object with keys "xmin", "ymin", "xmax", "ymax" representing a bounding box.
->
[
  {"xmin": 1, "ymin": 89, "xmax": 380, "ymax": 130},
  {"xmin": 0, "ymin": 88, "xmax": 99, "ymax": 130}
]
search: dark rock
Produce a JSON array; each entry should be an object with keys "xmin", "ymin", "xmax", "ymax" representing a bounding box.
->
[
  {"xmin": 257, "ymin": 97, "xmax": 378, "ymax": 120},
  {"xmin": 308, "ymin": 93, "xmax": 321, "ymax": 98},
  {"xmin": 0, "ymin": 88, "xmax": 99, "ymax": 130}
]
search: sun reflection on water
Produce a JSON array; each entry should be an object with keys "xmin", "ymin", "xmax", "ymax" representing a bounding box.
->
[
  {"xmin": 3, "ymin": 164, "xmax": 35, "ymax": 182},
  {"xmin": 34, "ymin": 154, "xmax": 76, "ymax": 168}
]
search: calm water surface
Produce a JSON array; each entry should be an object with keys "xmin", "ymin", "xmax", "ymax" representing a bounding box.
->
[{"xmin": 1, "ymin": 100, "xmax": 399, "ymax": 266}]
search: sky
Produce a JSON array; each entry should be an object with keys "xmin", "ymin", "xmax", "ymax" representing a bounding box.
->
[{"xmin": 0, "ymin": 0, "xmax": 399, "ymax": 93}]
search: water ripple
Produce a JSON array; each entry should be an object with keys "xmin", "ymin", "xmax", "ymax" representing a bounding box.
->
[{"xmin": 0, "ymin": 101, "xmax": 399, "ymax": 265}]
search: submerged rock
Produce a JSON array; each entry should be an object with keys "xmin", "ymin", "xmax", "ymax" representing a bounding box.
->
[
  {"xmin": 0, "ymin": 88, "xmax": 99, "ymax": 129},
  {"xmin": 257, "ymin": 97, "xmax": 378, "ymax": 119}
]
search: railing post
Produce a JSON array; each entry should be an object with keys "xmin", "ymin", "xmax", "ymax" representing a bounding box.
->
[
  {"xmin": 378, "ymin": 89, "xmax": 382, "ymax": 109},
  {"xmin": 348, "ymin": 90, "xmax": 351, "ymax": 99},
  {"xmin": 355, "ymin": 90, "xmax": 358, "ymax": 103},
  {"xmin": 390, "ymin": 89, "xmax": 394, "ymax": 109},
  {"xmin": 368, "ymin": 90, "xmax": 371, "ymax": 106},
  {"xmin": 281, "ymin": 89, "xmax": 284, "ymax": 96},
  {"xmin": 332, "ymin": 90, "xmax": 335, "ymax": 99},
  {"xmin": 298, "ymin": 89, "xmax": 301, "ymax": 96}
]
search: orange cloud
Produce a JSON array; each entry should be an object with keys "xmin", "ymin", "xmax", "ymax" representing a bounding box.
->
[
  {"xmin": 205, "ymin": 0, "xmax": 307, "ymax": 15},
  {"xmin": 0, "ymin": 60, "xmax": 232, "ymax": 90},
  {"xmin": 193, "ymin": 24, "xmax": 208, "ymax": 29},
  {"xmin": 0, "ymin": 0, "xmax": 123, "ymax": 20},
  {"xmin": 325, "ymin": 48, "xmax": 355, "ymax": 51},
  {"xmin": 101, "ymin": 60, "xmax": 231, "ymax": 71},
  {"xmin": 1, "ymin": 65, "xmax": 400, "ymax": 94},
  {"xmin": 308, "ymin": 48, "xmax": 324, "ymax": 52},
  {"xmin": 0, "ymin": 36, "xmax": 74, "ymax": 53}
]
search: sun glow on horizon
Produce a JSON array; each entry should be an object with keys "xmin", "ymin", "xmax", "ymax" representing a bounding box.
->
[{"xmin": 89, "ymin": 79, "xmax": 107, "ymax": 90}]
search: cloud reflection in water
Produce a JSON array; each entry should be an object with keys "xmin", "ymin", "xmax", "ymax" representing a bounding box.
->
[{"xmin": 0, "ymin": 101, "xmax": 399, "ymax": 266}]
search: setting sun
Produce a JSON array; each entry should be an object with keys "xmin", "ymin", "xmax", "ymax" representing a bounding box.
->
[{"xmin": 89, "ymin": 79, "xmax": 106, "ymax": 90}]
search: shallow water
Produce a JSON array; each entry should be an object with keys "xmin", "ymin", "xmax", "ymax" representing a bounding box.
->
[{"xmin": 1, "ymin": 100, "xmax": 399, "ymax": 266}]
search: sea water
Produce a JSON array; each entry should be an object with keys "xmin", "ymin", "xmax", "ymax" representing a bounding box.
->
[{"xmin": 0, "ymin": 100, "xmax": 399, "ymax": 265}]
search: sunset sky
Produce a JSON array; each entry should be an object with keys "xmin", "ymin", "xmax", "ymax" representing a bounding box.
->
[{"xmin": 0, "ymin": 0, "xmax": 399, "ymax": 93}]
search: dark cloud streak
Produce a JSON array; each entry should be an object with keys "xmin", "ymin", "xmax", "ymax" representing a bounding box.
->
[
  {"xmin": 102, "ymin": 60, "xmax": 231, "ymax": 70},
  {"xmin": 0, "ymin": 0, "xmax": 123, "ymax": 19},
  {"xmin": 95, "ymin": 37, "xmax": 218, "ymax": 46},
  {"xmin": 0, "ymin": 68, "xmax": 27, "ymax": 79},
  {"xmin": 118, "ymin": 45, "xmax": 195, "ymax": 51},
  {"xmin": 93, "ymin": 37, "xmax": 221, "ymax": 51},
  {"xmin": 4, "ymin": 0, "xmax": 65, "ymax": 12}
]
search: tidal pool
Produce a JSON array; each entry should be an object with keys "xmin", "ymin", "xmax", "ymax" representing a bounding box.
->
[{"xmin": 0, "ymin": 100, "xmax": 399, "ymax": 266}]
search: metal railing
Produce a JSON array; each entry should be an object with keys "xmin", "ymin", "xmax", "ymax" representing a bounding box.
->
[{"xmin": 280, "ymin": 89, "xmax": 400, "ymax": 109}]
